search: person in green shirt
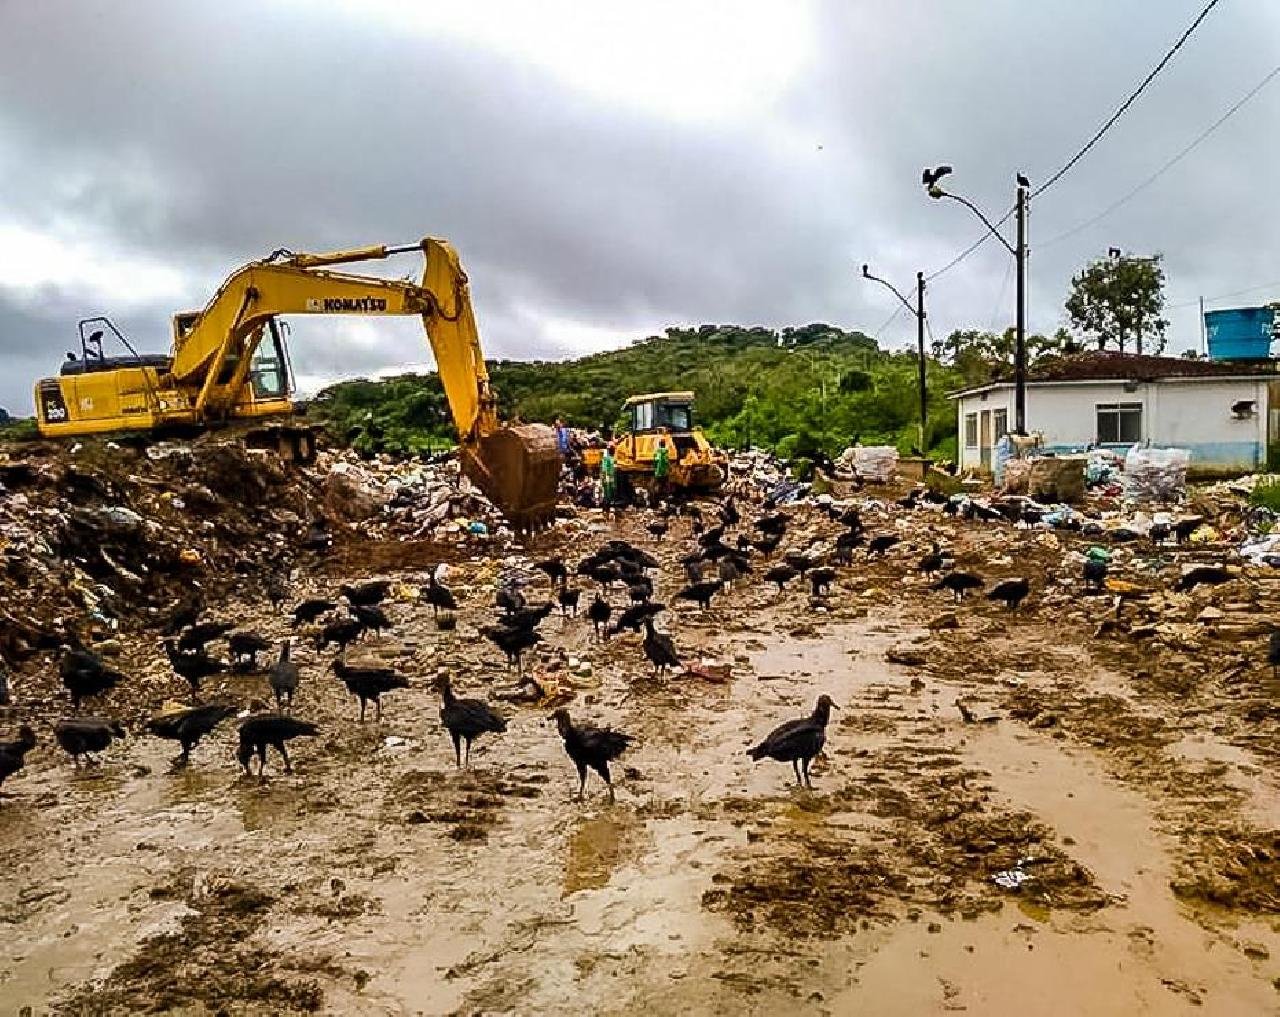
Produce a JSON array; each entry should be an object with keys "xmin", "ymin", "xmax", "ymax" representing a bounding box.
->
[
  {"xmin": 601, "ymin": 443, "xmax": 617, "ymax": 507},
  {"xmin": 652, "ymin": 439, "xmax": 670, "ymax": 498}
]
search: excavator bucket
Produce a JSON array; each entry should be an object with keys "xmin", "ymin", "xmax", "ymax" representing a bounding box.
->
[{"xmin": 460, "ymin": 423, "xmax": 562, "ymax": 531}]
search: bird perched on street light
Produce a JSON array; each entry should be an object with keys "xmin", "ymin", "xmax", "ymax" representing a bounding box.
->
[
  {"xmin": 922, "ymin": 164, "xmax": 953, "ymax": 197},
  {"xmin": 1016, "ymin": 171, "xmax": 1031, "ymax": 189}
]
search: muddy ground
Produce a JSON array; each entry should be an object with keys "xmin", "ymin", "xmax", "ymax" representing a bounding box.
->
[{"xmin": 2, "ymin": 498, "xmax": 1280, "ymax": 1015}]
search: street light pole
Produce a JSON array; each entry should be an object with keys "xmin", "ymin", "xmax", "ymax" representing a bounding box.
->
[
  {"xmin": 922, "ymin": 166, "xmax": 1030, "ymax": 434},
  {"xmin": 916, "ymin": 270, "xmax": 927, "ymax": 452},
  {"xmin": 861, "ymin": 264, "xmax": 928, "ymax": 453},
  {"xmin": 1014, "ymin": 181, "xmax": 1028, "ymax": 435}
]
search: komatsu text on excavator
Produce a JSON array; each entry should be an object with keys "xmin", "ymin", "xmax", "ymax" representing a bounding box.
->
[{"xmin": 33, "ymin": 238, "xmax": 561, "ymax": 528}]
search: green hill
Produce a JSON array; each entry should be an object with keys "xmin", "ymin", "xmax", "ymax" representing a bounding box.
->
[{"xmin": 312, "ymin": 323, "xmax": 965, "ymax": 462}]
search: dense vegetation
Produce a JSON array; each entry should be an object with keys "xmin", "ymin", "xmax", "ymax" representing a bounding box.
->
[{"xmin": 312, "ymin": 323, "xmax": 972, "ymax": 461}]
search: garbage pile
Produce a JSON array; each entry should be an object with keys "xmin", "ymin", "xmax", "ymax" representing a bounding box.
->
[
  {"xmin": 1124, "ymin": 446, "xmax": 1189, "ymax": 506},
  {"xmin": 0, "ymin": 436, "xmax": 517, "ymax": 661},
  {"xmin": 835, "ymin": 445, "xmax": 899, "ymax": 483}
]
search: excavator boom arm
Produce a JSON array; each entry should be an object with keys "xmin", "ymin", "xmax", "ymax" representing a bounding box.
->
[{"xmin": 168, "ymin": 238, "xmax": 497, "ymax": 440}]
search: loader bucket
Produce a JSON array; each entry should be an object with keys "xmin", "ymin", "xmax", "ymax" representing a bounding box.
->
[{"xmin": 460, "ymin": 423, "xmax": 562, "ymax": 531}]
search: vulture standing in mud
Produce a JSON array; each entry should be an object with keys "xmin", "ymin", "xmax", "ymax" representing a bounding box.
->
[
  {"xmin": 146, "ymin": 704, "xmax": 237, "ymax": 765},
  {"xmin": 316, "ymin": 616, "xmax": 364, "ymax": 652},
  {"xmin": 987, "ymin": 578, "xmax": 1031, "ymax": 611},
  {"xmin": 933, "ymin": 571, "xmax": 984, "ymax": 601},
  {"xmin": 437, "ymin": 675, "xmax": 508, "ymax": 768},
  {"xmin": 868, "ymin": 534, "xmax": 900, "ymax": 556},
  {"xmin": 60, "ymin": 644, "xmax": 126, "ymax": 712},
  {"xmin": 551, "ymin": 708, "xmax": 633, "ymax": 801},
  {"xmin": 1173, "ymin": 564, "xmax": 1234, "ymax": 593},
  {"xmin": 0, "ymin": 725, "xmax": 36, "ymax": 790},
  {"xmin": 352, "ymin": 603, "xmax": 393, "ymax": 636},
  {"xmin": 764, "ymin": 564, "xmax": 799, "ymax": 592},
  {"xmin": 237, "ymin": 714, "xmax": 319, "ymax": 775},
  {"xmin": 747, "ymin": 695, "xmax": 837, "ymax": 788},
  {"xmin": 643, "ymin": 619, "xmax": 681, "ymax": 676},
  {"xmin": 270, "ymin": 641, "xmax": 300, "ymax": 710},
  {"xmin": 54, "ymin": 717, "xmax": 126, "ymax": 767},
  {"xmin": 917, "ymin": 542, "xmax": 945, "ymax": 576},
  {"xmin": 292, "ymin": 598, "xmax": 336, "ymax": 627},
  {"xmin": 332, "ymin": 656, "xmax": 410, "ymax": 721},
  {"xmin": 162, "ymin": 639, "xmax": 228, "ymax": 701},
  {"xmin": 535, "ymin": 557, "xmax": 568, "ymax": 587},
  {"xmin": 558, "ymin": 586, "xmax": 581, "ymax": 617},
  {"xmin": 177, "ymin": 620, "xmax": 235, "ymax": 653},
  {"xmin": 587, "ymin": 594, "xmax": 612, "ymax": 639},
  {"xmin": 676, "ymin": 580, "xmax": 723, "ymax": 611},
  {"xmin": 228, "ymin": 630, "xmax": 272, "ymax": 669},
  {"xmin": 424, "ymin": 574, "xmax": 459, "ymax": 619},
  {"xmin": 480, "ymin": 623, "xmax": 542, "ymax": 673},
  {"xmin": 808, "ymin": 566, "xmax": 837, "ymax": 597},
  {"xmin": 340, "ymin": 579, "xmax": 392, "ymax": 607}
]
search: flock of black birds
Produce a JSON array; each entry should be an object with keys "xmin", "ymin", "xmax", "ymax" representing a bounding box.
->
[{"xmin": 0, "ymin": 483, "xmax": 1262, "ymax": 800}]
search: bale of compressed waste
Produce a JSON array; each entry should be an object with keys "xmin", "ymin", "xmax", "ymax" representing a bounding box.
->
[{"xmin": 1028, "ymin": 456, "xmax": 1085, "ymax": 504}]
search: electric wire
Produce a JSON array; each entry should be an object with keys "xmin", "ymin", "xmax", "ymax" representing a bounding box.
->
[
  {"xmin": 1039, "ymin": 59, "xmax": 1280, "ymax": 248},
  {"xmin": 1031, "ymin": 0, "xmax": 1224, "ymax": 198}
]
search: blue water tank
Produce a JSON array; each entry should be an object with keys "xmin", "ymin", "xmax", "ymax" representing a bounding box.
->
[{"xmin": 1205, "ymin": 306, "xmax": 1274, "ymax": 360}]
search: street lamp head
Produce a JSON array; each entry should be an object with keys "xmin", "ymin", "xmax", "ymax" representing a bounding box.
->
[
  {"xmin": 921, "ymin": 164, "xmax": 953, "ymax": 194},
  {"xmin": 861, "ymin": 263, "xmax": 870, "ymax": 278}
]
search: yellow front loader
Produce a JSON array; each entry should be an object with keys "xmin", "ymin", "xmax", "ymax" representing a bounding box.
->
[
  {"xmin": 582, "ymin": 391, "xmax": 726, "ymax": 497},
  {"xmin": 33, "ymin": 238, "xmax": 561, "ymax": 528}
]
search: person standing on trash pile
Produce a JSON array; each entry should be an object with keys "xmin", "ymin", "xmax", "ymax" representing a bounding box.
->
[
  {"xmin": 554, "ymin": 417, "xmax": 572, "ymax": 458},
  {"xmin": 601, "ymin": 442, "xmax": 618, "ymax": 508},
  {"xmin": 653, "ymin": 436, "xmax": 671, "ymax": 499}
]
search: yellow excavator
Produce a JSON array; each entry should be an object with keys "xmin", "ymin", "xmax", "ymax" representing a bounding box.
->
[{"xmin": 33, "ymin": 238, "xmax": 561, "ymax": 528}]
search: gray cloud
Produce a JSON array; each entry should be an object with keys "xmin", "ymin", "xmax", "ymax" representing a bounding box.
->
[{"xmin": 2, "ymin": 0, "xmax": 1278, "ymax": 413}]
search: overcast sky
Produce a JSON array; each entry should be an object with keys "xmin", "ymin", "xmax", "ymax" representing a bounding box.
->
[{"xmin": 2, "ymin": 0, "xmax": 1278, "ymax": 412}]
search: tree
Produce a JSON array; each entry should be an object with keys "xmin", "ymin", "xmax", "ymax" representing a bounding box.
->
[
  {"xmin": 1064, "ymin": 252, "xmax": 1168, "ymax": 355},
  {"xmin": 932, "ymin": 328, "xmax": 1065, "ymax": 386}
]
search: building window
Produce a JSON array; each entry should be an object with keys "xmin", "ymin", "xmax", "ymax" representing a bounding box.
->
[
  {"xmin": 964, "ymin": 412, "xmax": 978, "ymax": 447},
  {"xmin": 1096, "ymin": 402, "xmax": 1142, "ymax": 443},
  {"xmin": 993, "ymin": 409, "xmax": 1008, "ymax": 440}
]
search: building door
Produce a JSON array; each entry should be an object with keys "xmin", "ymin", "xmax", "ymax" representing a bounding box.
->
[{"xmin": 979, "ymin": 410, "xmax": 993, "ymax": 470}]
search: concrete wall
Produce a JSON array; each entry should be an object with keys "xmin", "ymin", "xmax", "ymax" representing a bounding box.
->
[{"xmin": 954, "ymin": 377, "xmax": 1270, "ymax": 473}]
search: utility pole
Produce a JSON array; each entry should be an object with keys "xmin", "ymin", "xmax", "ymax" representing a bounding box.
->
[
  {"xmin": 1199, "ymin": 296, "xmax": 1206, "ymax": 356},
  {"xmin": 1014, "ymin": 182, "xmax": 1028, "ymax": 435},
  {"xmin": 862, "ymin": 263, "xmax": 929, "ymax": 454},
  {"xmin": 916, "ymin": 271, "xmax": 928, "ymax": 452}
]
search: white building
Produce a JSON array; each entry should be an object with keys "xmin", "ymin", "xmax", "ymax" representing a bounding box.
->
[{"xmin": 950, "ymin": 352, "xmax": 1277, "ymax": 475}]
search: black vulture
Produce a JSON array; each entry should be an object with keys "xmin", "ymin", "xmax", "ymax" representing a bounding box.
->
[
  {"xmin": 292, "ymin": 599, "xmax": 336, "ymax": 626},
  {"xmin": 146, "ymin": 704, "xmax": 237, "ymax": 765},
  {"xmin": 987, "ymin": 578, "xmax": 1031, "ymax": 610},
  {"xmin": 808, "ymin": 566, "xmax": 837, "ymax": 597},
  {"xmin": 0, "ymin": 725, "xmax": 36, "ymax": 789},
  {"xmin": 332, "ymin": 656, "xmax": 409, "ymax": 721},
  {"xmin": 316, "ymin": 617, "xmax": 364, "ymax": 652},
  {"xmin": 558, "ymin": 586, "xmax": 581, "ymax": 617},
  {"xmin": 438, "ymin": 675, "xmax": 507, "ymax": 768},
  {"xmin": 340, "ymin": 579, "xmax": 392, "ymax": 607},
  {"xmin": 747, "ymin": 695, "xmax": 836, "ymax": 787},
  {"xmin": 587, "ymin": 594, "xmax": 612, "ymax": 638},
  {"xmin": 54, "ymin": 717, "xmax": 125, "ymax": 767},
  {"xmin": 933, "ymin": 572, "xmax": 985, "ymax": 601},
  {"xmin": 551, "ymin": 708, "xmax": 633, "ymax": 801},
  {"xmin": 643, "ymin": 619, "xmax": 680, "ymax": 676},
  {"xmin": 228, "ymin": 630, "xmax": 272, "ymax": 668},
  {"xmin": 163, "ymin": 639, "xmax": 227, "ymax": 701},
  {"xmin": 764, "ymin": 564, "xmax": 799, "ymax": 592},
  {"xmin": 270, "ymin": 640, "xmax": 300, "ymax": 710},
  {"xmin": 237, "ymin": 714, "xmax": 318, "ymax": 775},
  {"xmin": 59, "ymin": 645, "xmax": 125, "ymax": 712},
  {"xmin": 177, "ymin": 620, "xmax": 235, "ymax": 653},
  {"xmin": 676, "ymin": 580, "xmax": 722, "ymax": 611}
]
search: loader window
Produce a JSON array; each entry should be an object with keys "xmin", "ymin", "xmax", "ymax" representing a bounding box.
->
[{"xmin": 660, "ymin": 403, "xmax": 693, "ymax": 431}]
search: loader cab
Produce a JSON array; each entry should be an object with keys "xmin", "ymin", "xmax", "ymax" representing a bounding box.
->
[{"xmin": 624, "ymin": 392, "xmax": 695, "ymax": 435}]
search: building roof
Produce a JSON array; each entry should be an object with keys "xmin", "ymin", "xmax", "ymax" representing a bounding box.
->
[{"xmin": 950, "ymin": 351, "xmax": 1278, "ymax": 397}]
